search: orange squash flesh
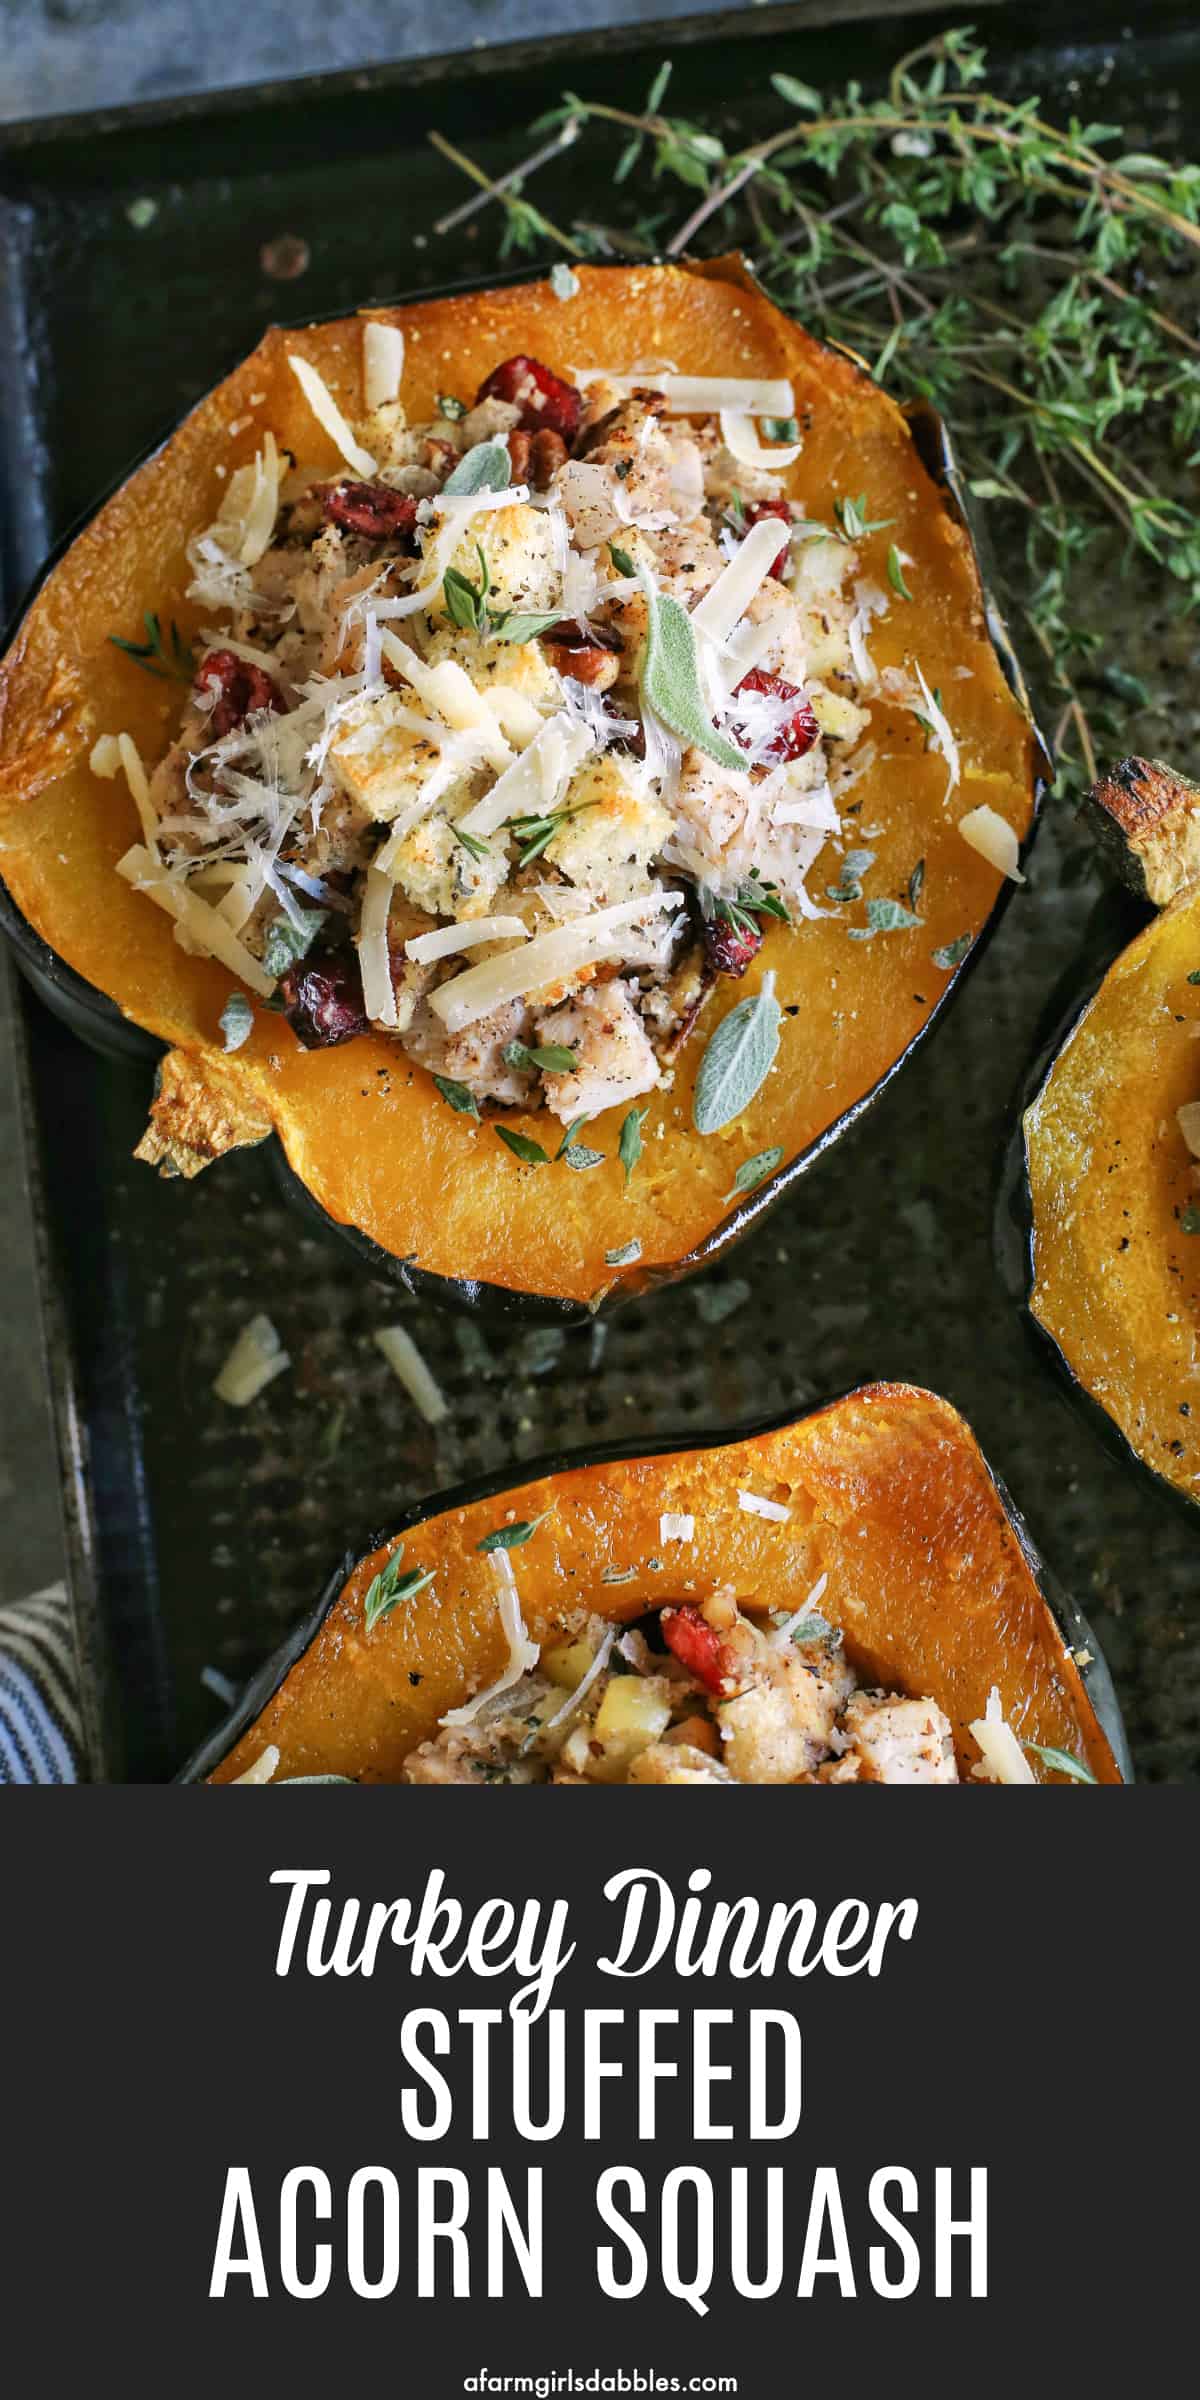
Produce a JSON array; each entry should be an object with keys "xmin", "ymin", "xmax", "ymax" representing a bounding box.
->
[
  {"xmin": 1025, "ymin": 886, "xmax": 1200, "ymax": 1503},
  {"xmin": 0, "ymin": 261, "xmax": 1036, "ymax": 1307},
  {"xmin": 208, "ymin": 1384, "xmax": 1121, "ymax": 1784}
]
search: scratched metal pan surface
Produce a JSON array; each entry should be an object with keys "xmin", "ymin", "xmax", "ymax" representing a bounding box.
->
[{"xmin": 2, "ymin": 0, "xmax": 1199, "ymax": 1781}]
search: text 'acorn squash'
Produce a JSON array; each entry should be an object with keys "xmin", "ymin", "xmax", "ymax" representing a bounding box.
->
[
  {"xmin": 1024, "ymin": 757, "xmax": 1200, "ymax": 1505},
  {"xmin": 0, "ymin": 260, "xmax": 1040, "ymax": 1317},
  {"xmin": 188, "ymin": 1384, "xmax": 1126, "ymax": 1786}
]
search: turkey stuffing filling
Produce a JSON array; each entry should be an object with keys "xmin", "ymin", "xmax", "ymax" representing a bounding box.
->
[
  {"xmin": 109, "ymin": 327, "xmax": 900, "ymax": 1122},
  {"xmin": 403, "ymin": 1594, "xmax": 964, "ymax": 1787}
]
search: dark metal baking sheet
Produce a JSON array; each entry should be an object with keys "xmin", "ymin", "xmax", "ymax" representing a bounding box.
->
[{"xmin": 4, "ymin": 0, "xmax": 1199, "ymax": 1780}]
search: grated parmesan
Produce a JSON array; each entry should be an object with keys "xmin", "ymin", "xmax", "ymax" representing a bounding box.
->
[
  {"xmin": 405, "ymin": 915, "xmax": 529, "ymax": 965},
  {"xmin": 912, "ymin": 662, "xmax": 961, "ymax": 803},
  {"xmin": 771, "ymin": 1572, "xmax": 830, "ymax": 1646},
  {"xmin": 691, "ymin": 516, "xmax": 793, "ymax": 651},
  {"xmin": 362, "ymin": 319, "xmax": 405, "ymax": 412},
  {"xmin": 428, "ymin": 891, "xmax": 684, "ymax": 1035},
  {"xmin": 373, "ymin": 1322, "xmax": 449, "ymax": 1425},
  {"xmin": 718, "ymin": 409, "xmax": 803, "ymax": 470},
  {"xmin": 958, "ymin": 803, "xmax": 1024, "ymax": 884},
  {"xmin": 542, "ymin": 1628, "xmax": 615, "ymax": 1734},
  {"xmin": 737, "ymin": 1489, "xmax": 792, "ymax": 1523},
  {"xmin": 355, "ymin": 863, "xmax": 399, "ymax": 1027},
  {"xmin": 968, "ymin": 1686, "xmax": 1036, "ymax": 1784},
  {"xmin": 439, "ymin": 1550, "xmax": 540, "ymax": 1727},
  {"xmin": 115, "ymin": 845, "xmax": 277, "ymax": 996},
  {"xmin": 214, "ymin": 1313, "xmax": 291, "ymax": 1407},
  {"xmin": 117, "ymin": 733, "xmax": 160, "ymax": 853},
  {"xmin": 89, "ymin": 734, "xmax": 122, "ymax": 780},
  {"xmin": 287, "ymin": 353, "xmax": 377, "ymax": 477},
  {"xmin": 659, "ymin": 1512, "xmax": 695, "ymax": 1544},
  {"xmin": 232, "ymin": 1745, "xmax": 280, "ymax": 1785}
]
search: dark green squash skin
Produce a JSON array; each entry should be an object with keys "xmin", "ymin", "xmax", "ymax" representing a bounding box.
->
[
  {"xmin": 0, "ymin": 316, "xmax": 1048, "ymax": 1324},
  {"xmin": 177, "ymin": 1388, "xmax": 1131, "ymax": 1783},
  {"xmin": 997, "ymin": 881, "xmax": 1200, "ymax": 1519}
]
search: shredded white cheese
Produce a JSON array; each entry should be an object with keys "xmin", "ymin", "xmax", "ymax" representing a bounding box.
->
[
  {"xmin": 440, "ymin": 1551, "xmax": 540, "ymax": 1728},
  {"xmin": 659, "ymin": 1512, "xmax": 695, "ymax": 1545},
  {"xmin": 405, "ymin": 915, "xmax": 529, "ymax": 965},
  {"xmin": 691, "ymin": 517, "xmax": 792, "ymax": 650},
  {"xmin": 458, "ymin": 716, "xmax": 592, "ymax": 840},
  {"xmin": 737, "ymin": 1489, "xmax": 792, "ymax": 1522},
  {"xmin": 373, "ymin": 1323, "xmax": 449, "ymax": 1425},
  {"xmin": 578, "ymin": 372, "xmax": 795, "ymax": 418},
  {"xmin": 231, "ymin": 1745, "xmax": 280, "ymax": 1785},
  {"xmin": 115, "ymin": 845, "xmax": 277, "ymax": 996},
  {"xmin": 117, "ymin": 733, "xmax": 160, "ymax": 853},
  {"xmin": 380, "ymin": 632, "xmax": 514, "ymax": 774},
  {"xmin": 213, "ymin": 1313, "xmax": 291, "ymax": 1407},
  {"xmin": 912, "ymin": 662, "xmax": 961, "ymax": 803},
  {"xmin": 355, "ymin": 863, "xmax": 399, "ymax": 1028},
  {"xmin": 362, "ymin": 319, "xmax": 405, "ymax": 412},
  {"xmin": 89, "ymin": 734, "xmax": 122, "ymax": 780},
  {"xmin": 428, "ymin": 891, "xmax": 683, "ymax": 1034},
  {"xmin": 287, "ymin": 353, "xmax": 377, "ymax": 478},
  {"xmin": 968, "ymin": 1686, "xmax": 1036, "ymax": 1784},
  {"xmin": 771, "ymin": 1571, "xmax": 830, "ymax": 1647},
  {"xmin": 718, "ymin": 409, "xmax": 803, "ymax": 470},
  {"xmin": 958, "ymin": 803, "xmax": 1024, "ymax": 883}
]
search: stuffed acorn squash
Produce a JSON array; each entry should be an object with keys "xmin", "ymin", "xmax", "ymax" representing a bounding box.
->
[
  {"xmin": 0, "ymin": 259, "xmax": 1040, "ymax": 1315},
  {"xmin": 187, "ymin": 1384, "xmax": 1126, "ymax": 1786},
  {"xmin": 1025, "ymin": 756, "xmax": 1200, "ymax": 1504}
]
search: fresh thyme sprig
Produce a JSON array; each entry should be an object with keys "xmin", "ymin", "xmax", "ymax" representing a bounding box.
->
[
  {"xmin": 109, "ymin": 611, "xmax": 195, "ymax": 683},
  {"xmin": 428, "ymin": 25, "xmax": 1200, "ymax": 798}
]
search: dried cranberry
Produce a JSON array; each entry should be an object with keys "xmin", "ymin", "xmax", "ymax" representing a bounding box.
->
[
  {"xmin": 732, "ymin": 668, "xmax": 819, "ymax": 764},
  {"xmin": 701, "ymin": 909, "xmax": 763, "ymax": 980},
  {"xmin": 195, "ymin": 650, "xmax": 283, "ymax": 738},
  {"xmin": 475, "ymin": 355, "xmax": 583, "ymax": 444},
  {"xmin": 321, "ymin": 481, "xmax": 419, "ymax": 545},
  {"xmin": 744, "ymin": 499, "xmax": 793, "ymax": 577},
  {"xmin": 662, "ymin": 1605, "xmax": 731, "ymax": 1696},
  {"xmin": 278, "ymin": 948, "xmax": 367, "ymax": 1049}
]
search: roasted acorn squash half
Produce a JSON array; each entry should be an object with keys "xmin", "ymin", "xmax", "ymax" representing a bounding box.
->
[
  {"xmin": 1022, "ymin": 758, "xmax": 1200, "ymax": 1506},
  {"xmin": 0, "ymin": 258, "xmax": 1042, "ymax": 1320},
  {"xmin": 184, "ymin": 1384, "xmax": 1127, "ymax": 1786}
]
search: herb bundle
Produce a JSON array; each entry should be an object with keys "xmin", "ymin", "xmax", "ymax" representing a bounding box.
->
[{"xmin": 429, "ymin": 24, "xmax": 1200, "ymax": 798}]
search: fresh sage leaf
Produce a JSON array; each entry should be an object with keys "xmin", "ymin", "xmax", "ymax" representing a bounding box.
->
[
  {"xmin": 692, "ymin": 971, "xmax": 781, "ymax": 1134},
  {"xmin": 640, "ymin": 580, "xmax": 746, "ymax": 771},
  {"xmin": 442, "ymin": 438, "xmax": 512, "ymax": 496},
  {"xmin": 618, "ymin": 1105, "xmax": 649, "ymax": 1184},
  {"xmin": 433, "ymin": 1074, "xmax": 481, "ymax": 1120},
  {"xmin": 261, "ymin": 908, "xmax": 327, "ymax": 978},
  {"xmin": 493, "ymin": 611, "xmax": 565, "ymax": 645},
  {"xmin": 504, "ymin": 1040, "xmax": 579, "ymax": 1075},
  {"xmin": 1023, "ymin": 1742, "xmax": 1097, "ymax": 1784},
  {"xmin": 561, "ymin": 1142, "xmax": 606, "ymax": 1171},
  {"xmin": 725, "ymin": 1145, "xmax": 784, "ymax": 1201},
  {"xmin": 477, "ymin": 1510, "xmax": 552, "ymax": 1553},
  {"xmin": 496, "ymin": 1126, "xmax": 551, "ymax": 1166},
  {"xmin": 848, "ymin": 897, "xmax": 924, "ymax": 941},
  {"xmin": 281, "ymin": 1775, "xmax": 356, "ymax": 1784},
  {"xmin": 932, "ymin": 933, "xmax": 972, "ymax": 971},
  {"xmin": 219, "ymin": 992, "xmax": 254, "ymax": 1052}
]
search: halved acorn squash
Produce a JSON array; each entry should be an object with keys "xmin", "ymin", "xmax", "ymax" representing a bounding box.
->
[
  {"xmin": 0, "ymin": 258, "xmax": 1041, "ymax": 1318},
  {"xmin": 185, "ymin": 1383, "xmax": 1126, "ymax": 1785},
  {"xmin": 1024, "ymin": 758, "xmax": 1200, "ymax": 1505}
]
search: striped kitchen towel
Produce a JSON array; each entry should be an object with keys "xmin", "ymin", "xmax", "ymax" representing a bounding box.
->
[{"xmin": 0, "ymin": 1583, "xmax": 83, "ymax": 1783}]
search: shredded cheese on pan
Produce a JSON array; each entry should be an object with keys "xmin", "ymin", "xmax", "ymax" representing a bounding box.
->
[
  {"xmin": 968, "ymin": 1686, "xmax": 1036, "ymax": 1784},
  {"xmin": 214, "ymin": 1313, "xmax": 291, "ymax": 1407},
  {"xmin": 373, "ymin": 1323, "xmax": 449, "ymax": 1425}
]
